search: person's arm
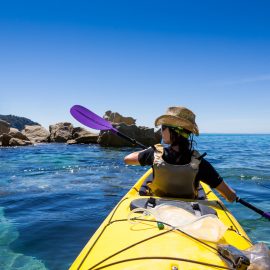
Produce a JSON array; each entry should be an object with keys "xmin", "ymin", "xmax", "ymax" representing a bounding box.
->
[
  {"xmin": 197, "ymin": 158, "xmax": 236, "ymax": 203},
  {"xmin": 124, "ymin": 147, "xmax": 155, "ymax": 166},
  {"xmin": 215, "ymin": 180, "xmax": 237, "ymax": 202},
  {"xmin": 124, "ymin": 151, "xmax": 141, "ymax": 165}
]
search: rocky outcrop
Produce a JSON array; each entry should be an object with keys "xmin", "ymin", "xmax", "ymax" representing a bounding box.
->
[
  {"xmin": 0, "ymin": 134, "xmax": 12, "ymax": 146},
  {"xmin": 68, "ymin": 127, "xmax": 99, "ymax": 144},
  {"xmin": 98, "ymin": 111, "xmax": 160, "ymax": 147},
  {"xmin": 98, "ymin": 123, "xmax": 160, "ymax": 147},
  {"xmin": 0, "ymin": 110, "xmax": 160, "ymax": 147},
  {"xmin": 22, "ymin": 125, "xmax": 50, "ymax": 143},
  {"xmin": 0, "ymin": 117, "xmax": 45, "ymax": 147},
  {"xmin": 9, "ymin": 138, "xmax": 32, "ymax": 146},
  {"xmin": 103, "ymin": 111, "xmax": 136, "ymax": 125},
  {"xmin": 0, "ymin": 120, "xmax": 10, "ymax": 135},
  {"xmin": 9, "ymin": 128, "xmax": 29, "ymax": 141},
  {"xmin": 0, "ymin": 133, "xmax": 32, "ymax": 147},
  {"xmin": 49, "ymin": 122, "xmax": 73, "ymax": 142}
]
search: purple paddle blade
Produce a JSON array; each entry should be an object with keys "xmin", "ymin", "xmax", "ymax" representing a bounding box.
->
[{"xmin": 70, "ymin": 105, "xmax": 117, "ymax": 133}]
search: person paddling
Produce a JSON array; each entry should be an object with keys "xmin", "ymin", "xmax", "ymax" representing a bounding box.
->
[{"xmin": 124, "ymin": 106, "xmax": 237, "ymax": 202}]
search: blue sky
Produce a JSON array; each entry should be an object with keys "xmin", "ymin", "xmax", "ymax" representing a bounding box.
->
[{"xmin": 0, "ymin": 0, "xmax": 270, "ymax": 133}]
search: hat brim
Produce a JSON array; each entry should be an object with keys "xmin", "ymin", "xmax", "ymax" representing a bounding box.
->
[{"xmin": 155, "ymin": 115, "xmax": 199, "ymax": 135}]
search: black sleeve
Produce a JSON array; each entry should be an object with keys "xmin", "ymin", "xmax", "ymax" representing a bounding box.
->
[
  {"xmin": 196, "ymin": 158, "xmax": 223, "ymax": 188},
  {"xmin": 138, "ymin": 147, "xmax": 155, "ymax": 166}
]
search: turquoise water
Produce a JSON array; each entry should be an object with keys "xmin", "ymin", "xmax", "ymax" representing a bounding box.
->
[{"xmin": 0, "ymin": 134, "xmax": 270, "ymax": 270}]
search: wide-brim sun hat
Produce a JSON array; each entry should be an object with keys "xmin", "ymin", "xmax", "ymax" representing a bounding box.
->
[{"xmin": 155, "ymin": 106, "xmax": 199, "ymax": 135}]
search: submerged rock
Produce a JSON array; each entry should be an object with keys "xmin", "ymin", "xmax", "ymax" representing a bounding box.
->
[{"xmin": 66, "ymin": 139, "xmax": 77, "ymax": 145}]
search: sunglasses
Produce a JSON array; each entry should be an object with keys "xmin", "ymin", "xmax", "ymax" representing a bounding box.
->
[
  {"xmin": 161, "ymin": 125, "xmax": 170, "ymax": 131},
  {"xmin": 161, "ymin": 125, "xmax": 190, "ymax": 138}
]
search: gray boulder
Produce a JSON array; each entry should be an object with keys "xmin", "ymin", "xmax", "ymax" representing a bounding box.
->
[
  {"xmin": 103, "ymin": 111, "xmax": 136, "ymax": 125},
  {"xmin": 98, "ymin": 123, "xmax": 160, "ymax": 147},
  {"xmin": 22, "ymin": 125, "xmax": 50, "ymax": 143},
  {"xmin": 0, "ymin": 134, "xmax": 12, "ymax": 146},
  {"xmin": 0, "ymin": 120, "xmax": 10, "ymax": 135},
  {"xmin": 9, "ymin": 128, "xmax": 29, "ymax": 141},
  {"xmin": 9, "ymin": 138, "xmax": 32, "ymax": 146},
  {"xmin": 66, "ymin": 139, "xmax": 77, "ymax": 145},
  {"xmin": 0, "ymin": 133, "xmax": 32, "ymax": 147},
  {"xmin": 9, "ymin": 127, "xmax": 20, "ymax": 133},
  {"xmin": 49, "ymin": 122, "xmax": 73, "ymax": 142},
  {"xmin": 71, "ymin": 127, "xmax": 99, "ymax": 144}
]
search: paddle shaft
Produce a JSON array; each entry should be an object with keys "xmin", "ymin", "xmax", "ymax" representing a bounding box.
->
[{"xmin": 236, "ymin": 197, "xmax": 270, "ymax": 220}]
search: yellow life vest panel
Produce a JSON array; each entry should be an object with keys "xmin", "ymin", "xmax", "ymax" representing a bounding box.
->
[{"xmin": 149, "ymin": 144, "xmax": 201, "ymax": 198}]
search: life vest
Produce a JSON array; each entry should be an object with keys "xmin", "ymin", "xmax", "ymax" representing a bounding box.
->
[{"xmin": 149, "ymin": 144, "xmax": 201, "ymax": 198}]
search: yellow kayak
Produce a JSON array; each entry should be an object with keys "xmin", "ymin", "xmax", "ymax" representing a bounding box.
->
[{"xmin": 70, "ymin": 169, "xmax": 252, "ymax": 270}]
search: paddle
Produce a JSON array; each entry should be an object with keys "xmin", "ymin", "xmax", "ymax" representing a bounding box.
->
[
  {"xmin": 236, "ymin": 197, "xmax": 270, "ymax": 220},
  {"xmin": 70, "ymin": 105, "xmax": 270, "ymax": 220},
  {"xmin": 70, "ymin": 105, "xmax": 147, "ymax": 149}
]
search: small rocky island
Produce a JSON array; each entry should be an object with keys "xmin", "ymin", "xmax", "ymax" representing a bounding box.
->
[{"xmin": 0, "ymin": 111, "xmax": 161, "ymax": 147}]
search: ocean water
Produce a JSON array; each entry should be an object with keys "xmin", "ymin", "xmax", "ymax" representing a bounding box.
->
[{"xmin": 0, "ymin": 134, "xmax": 270, "ymax": 270}]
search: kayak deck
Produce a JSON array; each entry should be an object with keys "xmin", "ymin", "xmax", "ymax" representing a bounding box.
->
[{"xmin": 70, "ymin": 169, "xmax": 252, "ymax": 270}]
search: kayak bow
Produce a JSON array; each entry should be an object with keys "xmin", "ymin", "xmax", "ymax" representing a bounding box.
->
[{"xmin": 69, "ymin": 169, "xmax": 252, "ymax": 270}]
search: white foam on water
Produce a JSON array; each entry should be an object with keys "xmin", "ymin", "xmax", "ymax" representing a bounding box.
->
[{"xmin": 252, "ymin": 176, "xmax": 262, "ymax": 180}]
